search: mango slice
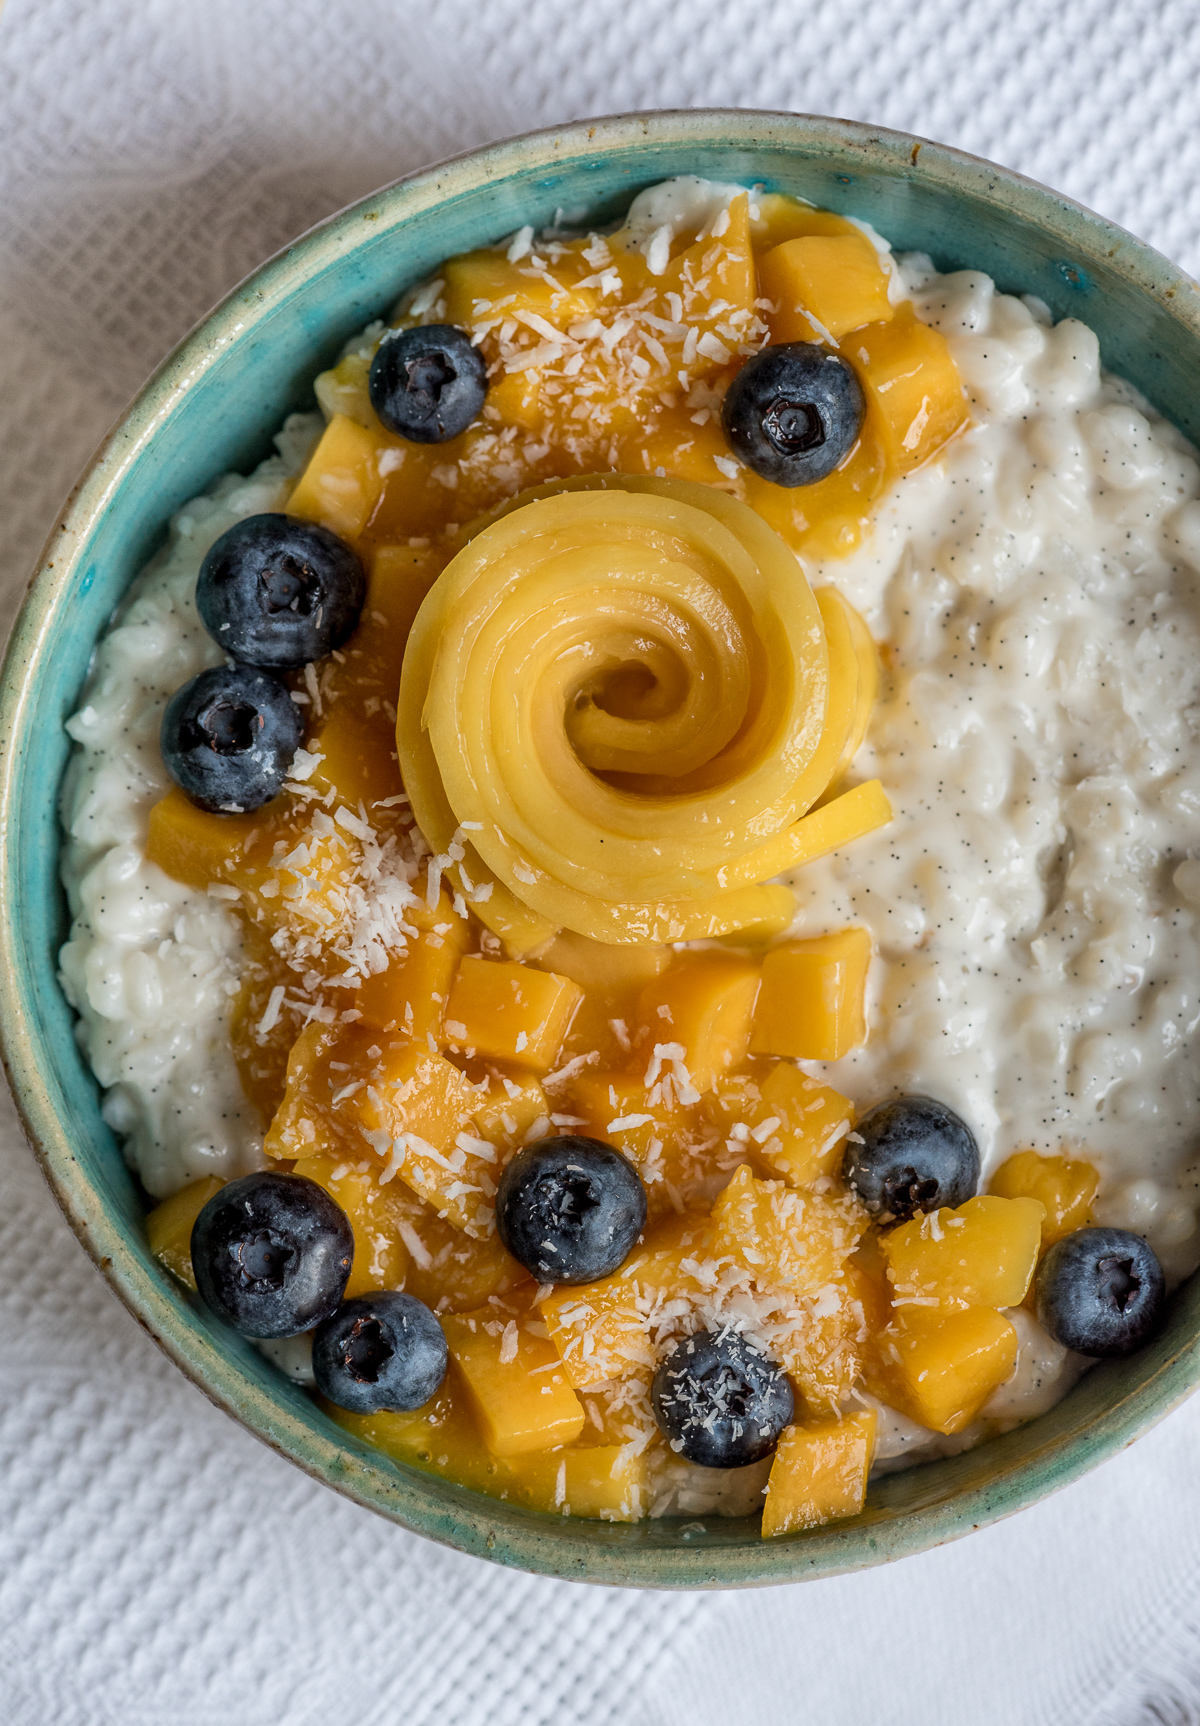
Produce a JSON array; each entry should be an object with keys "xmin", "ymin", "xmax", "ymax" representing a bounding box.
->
[{"xmin": 397, "ymin": 475, "xmax": 838, "ymax": 948}]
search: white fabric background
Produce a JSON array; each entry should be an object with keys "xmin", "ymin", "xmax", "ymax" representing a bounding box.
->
[{"xmin": 2, "ymin": 1, "xmax": 1200, "ymax": 1720}]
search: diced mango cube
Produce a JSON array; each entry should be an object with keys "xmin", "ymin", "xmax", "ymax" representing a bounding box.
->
[
  {"xmin": 308, "ymin": 701, "xmax": 403, "ymax": 811},
  {"xmin": 777, "ymin": 1266, "xmax": 875, "ymax": 1412},
  {"xmin": 656, "ymin": 193, "xmax": 757, "ymax": 365},
  {"xmin": 292, "ymin": 1154, "xmax": 407, "ymax": 1297},
  {"xmin": 515, "ymin": 1443, "xmax": 648, "ymax": 1521},
  {"xmin": 758, "ymin": 232, "xmax": 894, "ymax": 344},
  {"xmin": 989, "ymin": 1151, "xmax": 1098, "ymax": 1250},
  {"xmin": 145, "ymin": 1175, "xmax": 224, "ymax": 1290},
  {"xmin": 146, "ymin": 785, "xmax": 276, "ymax": 893},
  {"xmin": 874, "ymin": 1307, "xmax": 1018, "ymax": 1434},
  {"xmin": 264, "ymin": 1029, "xmax": 491, "ymax": 1234},
  {"xmin": 711, "ymin": 1165, "xmax": 865, "ymax": 1301},
  {"xmin": 542, "ymin": 1214, "xmax": 714, "ymax": 1389},
  {"xmin": 380, "ymin": 1181, "xmax": 530, "ymax": 1312},
  {"xmin": 750, "ymin": 927, "xmax": 872, "ymax": 1062},
  {"xmin": 356, "ymin": 1044, "xmax": 490, "ymax": 1235},
  {"xmin": 750, "ymin": 196, "xmax": 862, "ymax": 251},
  {"xmin": 568, "ymin": 1068, "xmax": 702, "ymax": 1198},
  {"xmin": 439, "ymin": 250, "xmax": 597, "ymax": 331},
  {"xmin": 883, "ymin": 1194, "xmax": 1045, "ymax": 1312},
  {"xmin": 364, "ymin": 541, "xmax": 445, "ymax": 645},
  {"xmin": 536, "ymin": 931, "xmax": 672, "ymax": 1068},
  {"xmin": 715, "ymin": 1061, "xmax": 856, "ymax": 1188},
  {"xmin": 761, "ymin": 1409, "xmax": 877, "ymax": 1536},
  {"xmin": 263, "ymin": 1022, "xmax": 346, "ymax": 1161},
  {"xmin": 851, "ymin": 309, "xmax": 969, "ymax": 474},
  {"xmin": 332, "ymin": 1383, "xmax": 642, "ymax": 1519},
  {"xmin": 354, "ymin": 919, "xmax": 469, "ymax": 1040},
  {"xmin": 761, "ymin": 1063, "xmax": 856, "ymax": 1184},
  {"xmin": 442, "ymin": 1303, "xmax": 585, "ymax": 1456},
  {"xmin": 354, "ymin": 1039, "xmax": 478, "ymax": 1148},
  {"xmin": 326, "ymin": 1368, "xmax": 494, "ymax": 1494},
  {"xmin": 245, "ymin": 822, "xmax": 362, "ymax": 949},
  {"xmin": 635, "ymin": 951, "xmax": 761, "ymax": 1092},
  {"xmin": 444, "ymin": 956, "xmax": 582, "ymax": 1070},
  {"xmin": 486, "ymin": 368, "xmax": 544, "ymax": 432},
  {"xmin": 286, "ymin": 413, "xmax": 391, "ymax": 543},
  {"xmin": 470, "ymin": 1071, "xmax": 550, "ymax": 1154},
  {"xmin": 314, "ymin": 348, "xmax": 375, "ymax": 428}
]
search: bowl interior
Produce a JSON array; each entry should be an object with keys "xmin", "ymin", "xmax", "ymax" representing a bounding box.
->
[{"xmin": 4, "ymin": 110, "xmax": 1200, "ymax": 1588}]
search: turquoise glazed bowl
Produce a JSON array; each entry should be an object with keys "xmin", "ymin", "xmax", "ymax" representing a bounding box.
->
[{"xmin": 4, "ymin": 110, "xmax": 1200, "ymax": 1589}]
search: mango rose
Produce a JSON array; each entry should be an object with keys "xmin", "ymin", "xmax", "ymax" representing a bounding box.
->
[{"xmin": 397, "ymin": 474, "xmax": 888, "ymax": 949}]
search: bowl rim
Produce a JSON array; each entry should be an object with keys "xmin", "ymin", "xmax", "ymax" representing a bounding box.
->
[{"xmin": 4, "ymin": 105, "xmax": 1200, "ymax": 1590}]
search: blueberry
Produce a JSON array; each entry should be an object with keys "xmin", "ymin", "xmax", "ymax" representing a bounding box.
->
[
  {"xmin": 652, "ymin": 1329, "xmax": 793, "ymax": 1468},
  {"xmin": 844, "ymin": 1095, "xmax": 980, "ymax": 1224},
  {"xmin": 721, "ymin": 343, "xmax": 865, "ymax": 486},
  {"xmin": 161, "ymin": 663, "xmax": 303, "ymax": 812},
  {"xmin": 368, "ymin": 324, "xmax": 487, "ymax": 443},
  {"xmin": 196, "ymin": 513, "xmax": 366, "ymax": 670},
  {"xmin": 1036, "ymin": 1227, "xmax": 1166, "ymax": 1358},
  {"xmin": 190, "ymin": 1171, "xmax": 354, "ymax": 1339},
  {"xmin": 494, "ymin": 1135, "xmax": 647, "ymax": 1284},
  {"xmin": 313, "ymin": 1291, "xmax": 448, "ymax": 1413}
]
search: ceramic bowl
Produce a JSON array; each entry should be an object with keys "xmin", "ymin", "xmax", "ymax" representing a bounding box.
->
[{"xmin": 3, "ymin": 109, "xmax": 1200, "ymax": 1589}]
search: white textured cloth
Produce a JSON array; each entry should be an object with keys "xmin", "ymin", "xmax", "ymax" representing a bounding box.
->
[{"xmin": 3, "ymin": 2, "xmax": 1200, "ymax": 1721}]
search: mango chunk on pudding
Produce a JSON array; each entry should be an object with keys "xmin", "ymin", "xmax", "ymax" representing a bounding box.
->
[
  {"xmin": 442, "ymin": 1300, "xmax": 586, "ymax": 1456},
  {"xmin": 761, "ymin": 1408, "xmax": 878, "ymax": 1535},
  {"xmin": 868, "ymin": 1308, "xmax": 1020, "ymax": 1435},
  {"xmin": 64, "ymin": 171, "xmax": 1195, "ymax": 1542},
  {"xmin": 144, "ymin": 1176, "xmax": 224, "ymax": 1290},
  {"xmin": 883, "ymin": 1195, "xmax": 1046, "ymax": 1313},
  {"xmin": 990, "ymin": 1152, "xmax": 1100, "ymax": 1251},
  {"xmin": 750, "ymin": 927, "xmax": 873, "ymax": 1061}
]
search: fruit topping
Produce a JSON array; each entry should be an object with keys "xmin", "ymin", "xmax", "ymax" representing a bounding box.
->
[
  {"xmin": 161, "ymin": 664, "xmax": 304, "ymax": 813},
  {"xmin": 312, "ymin": 1290, "xmax": 448, "ymax": 1413},
  {"xmin": 651, "ymin": 1328, "xmax": 794, "ymax": 1467},
  {"xmin": 721, "ymin": 343, "xmax": 865, "ymax": 486},
  {"xmin": 190, "ymin": 1171, "xmax": 354, "ymax": 1338},
  {"xmin": 196, "ymin": 513, "xmax": 366, "ymax": 670},
  {"xmin": 368, "ymin": 323, "xmax": 487, "ymax": 443},
  {"xmin": 1035, "ymin": 1226, "xmax": 1166, "ymax": 1358},
  {"xmin": 397, "ymin": 475, "xmax": 891, "ymax": 949},
  {"xmin": 844, "ymin": 1095, "xmax": 980, "ymax": 1224},
  {"xmin": 989, "ymin": 1151, "xmax": 1099, "ymax": 1249},
  {"xmin": 761, "ymin": 1408, "xmax": 878, "ymax": 1535},
  {"xmin": 494, "ymin": 1135, "xmax": 647, "ymax": 1284}
]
